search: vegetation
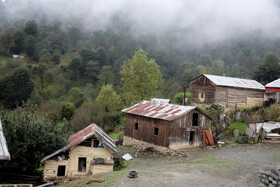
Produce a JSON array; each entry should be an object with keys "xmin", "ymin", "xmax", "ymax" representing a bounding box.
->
[{"xmin": 225, "ymin": 119, "xmax": 248, "ymax": 134}]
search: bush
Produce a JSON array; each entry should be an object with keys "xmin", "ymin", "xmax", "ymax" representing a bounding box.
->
[
  {"xmin": 58, "ymin": 102, "xmax": 75, "ymax": 120},
  {"xmin": 225, "ymin": 122, "xmax": 248, "ymax": 134},
  {"xmin": 265, "ymin": 105, "xmax": 280, "ymax": 121},
  {"xmin": 171, "ymin": 92, "xmax": 191, "ymax": 105}
]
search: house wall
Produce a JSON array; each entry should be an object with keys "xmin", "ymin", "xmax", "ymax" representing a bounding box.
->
[
  {"xmin": 169, "ymin": 109, "xmax": 212, "ymax": 149},
  {"xmin": 191, "ymin": 75, "xmax": 216, "ymax": 104},
  {"xmin": 43, "ymin": 146, "xmax": 113, "ymax": 182},
  {"xmin": 215, "ymin": 86, "xmax": 264, "ymax": 108},
  {"xmin": 124, "ymin": 110, "xmax": 212, "ymax": 150},
  {"xmin": 124, "ymin": 114, "xmax": 171, "ymax": 147}
]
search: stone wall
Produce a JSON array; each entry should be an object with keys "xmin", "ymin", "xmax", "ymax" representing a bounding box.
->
[{"xmin": 259, "ymin": 168, "xmax": 280, "ymax": 186}]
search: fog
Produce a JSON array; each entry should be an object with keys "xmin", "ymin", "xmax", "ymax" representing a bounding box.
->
[{"xmin": 1, "ymin": 0, "xmax": 280, "ymax": 46}]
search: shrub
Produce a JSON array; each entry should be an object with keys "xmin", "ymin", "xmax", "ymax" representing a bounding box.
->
[{"xmin": 265, "ymin": 105, "xmax": 280, "ymax": 121}]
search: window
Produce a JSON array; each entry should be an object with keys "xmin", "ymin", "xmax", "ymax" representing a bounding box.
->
[
  {"xmin": 154, "ymin": 127, "xmax": 159, "ymax": 136},
  {"xmin": 93, "ymin": 138, "xmax": 103, "ymax": 148},
  {"xmin": 78, "ymin": 157, "xmax": 87, "ymax": 172},
  {"xmin": 135, "ymin": 122, "xmax": 138, "ymax": 130},
  {"xmin": 198, "ymin": 92, "xmax": 205, "ymax": 102},
  {"xmin": 57, "ymin": 165, "xmax": 66, "ymax": 176},
  {"xmin": 193, "ymin": 113, "xmax": 198, "ymax": 126}
]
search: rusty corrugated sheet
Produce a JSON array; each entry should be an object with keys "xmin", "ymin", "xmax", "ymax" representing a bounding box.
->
[
  {"xmin": 41, "ymin": 123, "xmax": 117, "ymax": 162},
  {"xmin": 204, "ymin": 74, "xmax": 265, "ymax": 90},
  {"xmin": 0, "ymin": 119, "xmax": 10, "ymax": 160},
  {"xmin": 122, "ymin": 100, "xmax": 196, "ymax": 121}
]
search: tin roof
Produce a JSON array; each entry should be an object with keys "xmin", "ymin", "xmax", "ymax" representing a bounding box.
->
[
  {"xmin": 0, "ymin": 119, "xmax": 10, "ymax": 160},
  {"xmin": 122, "ymin": 100, "xmax": 197, "ymax": 121},
  {"xmin": 265, "ymin": 78, "xmax": 280, "ymax": 88},
  {"xmin": 203, "ymin": 74, "xmax": 265, "ymax": 90},
  {"xmin": 41, "ymin": 123, "xmax": 117, "ymax": 162}
]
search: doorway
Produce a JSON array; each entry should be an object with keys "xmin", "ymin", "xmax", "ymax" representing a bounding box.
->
[
  {"xmin": 57, "ymin": 165, "xmax": 66, "ymax": 176},
  {"xmin": 193, "ymin": 113, "xmax": 198, "ymax": 126},
  {"xmin": 78, "ymin": 157, "xmax": 87, "ymax": 172},
  {"xmin": 189, "ymin": 131, "xmax": 195, "ymax": 145}
]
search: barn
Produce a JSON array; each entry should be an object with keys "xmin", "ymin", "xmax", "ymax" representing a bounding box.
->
[
  {"xmin": 190, "ymin": 74, "xmax": 265, "ymax": 109},
  {"xmin": 41, "ymin": 124, "xmax": 117, "ymax": 183},
  {"xmin": 122, "ymin": 100, "xmax": 213, "ymax": 150}
]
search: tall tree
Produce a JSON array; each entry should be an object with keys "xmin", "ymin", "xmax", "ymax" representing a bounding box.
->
[
  {"xmin": 98, "ymin": 65, "xmax": 115, "ymax": 86},
  {"xmin": 120, "ymin": 49, "xmax": 163, "ymax": 105},
  {"xmin": 0, "ymin": 29, "xmax": 14, "ymax": 55},
  {"xmin": 255, "ymin": 52, "xmax": 280, "ymax": 84},
  {"xmin": 12, "ymin": 30, "xmax": 25, "ymax": 54},
  {"xmin": 24, "ymin": 20, "xmax": 38, "ymax": 36},
  {"xmin": 97, "ymin": 47, "xmax": 108, "ymax": 66},
  {"xmin": 24, "ymin": 35, "xmax": 37, "ymax": 57}
]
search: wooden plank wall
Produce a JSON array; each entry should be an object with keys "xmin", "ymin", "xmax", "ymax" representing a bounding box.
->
[
  {"xmin": 191, "ymin": 76, "xmax": 216, "ymax": 104},
  {"xmin": 125, "ymin": 114, "xmax": 171, "ymax": 147}
]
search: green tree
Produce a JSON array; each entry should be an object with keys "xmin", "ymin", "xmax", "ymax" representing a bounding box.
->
[
  {"xmin": 24, "ymin": 20, "xmax": 38, "ymax": 36},
  {"xmin": 12, "ymin": 67, "xmax": 34, "ymax": 105},
  {"xmin": 197, "ymin": 54, "xmax": 213, "ymax": 66},
  {"xmin": 0, "ymin": 105, "xmax": 65, "ymax": 173},
  {"xmin": 84, "ymin": 61, "xmax": 100, "ymax": 80},
  {"xmin": 80, "ymin": 48, "xmax": 97, "ymax": 62},
  {"xmin": 120, "ymin": 49, "xmax": 163, "ymax": 105},
  {"xmin": 12, "ymin": 30, "xmax": 25, "ymax": 54},
  {"xmin": 98, "ymin": 65, "xmax": 115, "ymax": 86},
  {"xmin": 58, "ymin": 102, "xmax": 75, "ymax": 120},
  {"xmin": 0, "ymin": 29, "xmax": 14, "ymax": 55},
  {"xmin": 24, "ymin": 35, "xmax": 37, "ymax": 57},
  {"xmin": 97, "ymin": 47, "xmax": 108, "ymax": 66},
  {"xmin": 255, "ymin": 52, "xmax": 280, "ymax": 84},
  {"xmin": 68, "ymin": 57, "xmax": 81, "ymax": 81},
  {"xmin": 51, "ymin": 52, "xmax": 61, "ymax": 64}
]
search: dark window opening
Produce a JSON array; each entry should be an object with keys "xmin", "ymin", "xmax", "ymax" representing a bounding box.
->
[
  {"xmin": 193, "ymin": 113, "xmax": 198, "ymax": 126},
  {"xmin": 78, "ymin": 157, "xmax": 86, "ymax": 172},
  {"xmin": 57, "ymin": 165, "xmax": 66, "ymax": 176},
  {"xmin": 135, "ymin": 123, "xmax": 138, "ymax": 130},
  {"xmin": 78, "ymin": 137, "xmax": 92, "ymax": 147},
  {"xmin": 154, "ymin": 127, "xmax": 159, "ymax": 136},
  {"xmin": 189, "ymin": 131, "xmax": 195, "ymax": 145},
  {"xmin": 93, "ymin": 138, "xmax": 103, "ymax": 148}
]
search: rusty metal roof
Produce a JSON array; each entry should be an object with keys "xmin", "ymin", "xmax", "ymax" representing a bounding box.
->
[
  {"xmin": 122, "ymin": 100, "xmax": 196, "ymax": 121},
  {"xmin": 204, "ymin": 74, "xmax": 265, "ymax": 90},
  {"xmin": 0, "ymin": 119, "xmax": 10, "ymax": 160},
  {"xmin": 41, "ymin": 123, "xmax": 117, "ymax": 162},
  {"xmin": 265, "ymin": 78, "xmax": 280, "ymax": 88}
]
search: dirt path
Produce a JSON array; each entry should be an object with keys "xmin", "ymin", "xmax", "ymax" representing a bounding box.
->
[{"xmin": 59, "ymin": 143, "xmax": 280, "ymax": 187}]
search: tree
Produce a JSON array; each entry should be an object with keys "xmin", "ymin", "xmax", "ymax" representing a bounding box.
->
[
  {"xmin": 84, "ymin": 61, "xmax": 100, "ymax": 80},
  {"xmin": 0, "ymin": 29, "xmax": 14, "ymax": 55},
  {"xmin": 58, "ymin": 102, "xmax": 75, "ymax": 120},
  {"xmin": 97, "ymin": 47, "xmax": 108, "ymax": 66},
  {"xmin": 197, "ymin": 54, "xmax": 213, "ymax": 66},
  {"xmin": 98, "ymin": 65, "xmax": 115, "ymax": 86},
  {"xmin": 255, "ymin": 52, "xmax": 280, "ymax": 84},
  {"xmin": 11, "ymin": 30, "xmax": 25, "ymax": 54},
  {"xmin": 12, "ymin": 66, "xmax": 34, "ymax": 105},
  {"xmin": 96, "ymin": 84, "xmax": 123, "ymax": 129},
  {"xmin": 120, "ymin": 49, "xmax": 163, "ymax": 105},
  {"xmin": 79, "ymin": 48, "xmax": 97, "ymax": 62},
  {"xmin": 24, "ymin": 20, "xmax": 38, "ymax": 36},
  {"xmin": 68, "ymin": 57, "xmax": 81, "ymax": 81},
  {"xmin": 24, "ymin": 35, "xmax": 37, "ymax": 57},
  {"xmin": 0, "ymin": 105, "xmax": 65, "ymax": 173}
]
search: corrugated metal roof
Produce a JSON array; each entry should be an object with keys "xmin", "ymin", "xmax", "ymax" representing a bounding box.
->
[
  {"xmin": 41, "ymin": 123, "xmax": 117, "ymax": 162},
  {"xmin": 0, "ymin": 119, "xmax": 10, "ymax": 160},
  {"xmin": 122, "ymin": 100, "xmax": 196, "ymax": 121},
  {"xmin": 265, "ymin": 78, "xmax": 280, "ymax": 88},
  {"xmin": 204, "ymin": 74, "xmax": 265, "ymax": 90}
]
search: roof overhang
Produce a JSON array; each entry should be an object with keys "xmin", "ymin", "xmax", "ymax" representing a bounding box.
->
[{"xmin": 265, "ymin": 87, "xmax": 280, "ymax": 92}]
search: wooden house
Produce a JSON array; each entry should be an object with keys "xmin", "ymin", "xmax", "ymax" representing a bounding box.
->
[
  {"xmin": 190, "ymin": 74, "xmax": 265, "ymax": 109},
  {"xmin": 41, "ymin": 124, "xmax": 117, "ymax": 183},
  {"xmin": 122, "ymin": 100, "xmax": 213, "ymax": 150},
  {"xmin": 265, "ymin": 78, "xmax": 280, "ymax": 103}
]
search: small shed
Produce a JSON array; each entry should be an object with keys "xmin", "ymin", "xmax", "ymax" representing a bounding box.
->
[
  {"xmin": 0, "ymin": 119, "xmax": 10, "ymax": 160},
  {"xmin": 265, "ymin": 78, "xmax": 280, "ymax": 103},
  {"xmin": 122, "ymin": 100, "xmax": 213, "ymax": 150},
  {"xmin": 190, "ymin": 74, "xmax": 265, "ymax": 109},
  {"xmin": 41, "ymin": 123, "xmax": 117, "ymax": 183}
]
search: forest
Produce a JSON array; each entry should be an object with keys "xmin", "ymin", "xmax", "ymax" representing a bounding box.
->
[{"xmin": 0, "ymin": 0, "xmax": 280, "ymax": 174}]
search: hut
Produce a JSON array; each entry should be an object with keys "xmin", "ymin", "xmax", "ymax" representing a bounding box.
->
[
  {"xmin": 265, "ymin": 78, "xmax": 280, "ymax": 104},
  {"xmin": 41, "ymin": 124, "xmax": 117, "ymax": 183},
  {"xmin": 122, "ymin": 100, "xmax": 213, "ymax": 150},
  {"xmin": 190, "ymin": 74, "xmax": 265, "ymax": 110}
]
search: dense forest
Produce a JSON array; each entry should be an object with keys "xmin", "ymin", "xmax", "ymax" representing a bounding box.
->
[{"xmin": 1, "ymin": 0, "xmax": 280, "ymax": 174}]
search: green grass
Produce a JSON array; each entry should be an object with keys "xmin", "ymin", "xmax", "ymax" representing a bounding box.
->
[
  {"xmin": 190, "ymin": 155, "xmax": 232, "ymax": 169},
  {"xmin": 225, "ymin": 121, "xmax": 248, "ymax": 134},
  {"xmin": 0, "ymin": 55, "xmax": 10, "ymax": 66},
  {"xmin": 108, "ymin": 131, "xmax": 124, "ymax": 139}
]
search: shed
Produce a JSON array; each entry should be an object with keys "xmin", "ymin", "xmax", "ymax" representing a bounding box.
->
[
  {"xmin": 41, "ymin": 123, "xmax": 117, "ymax": 182},
  {"xmin": 190, "ymin": 74, "xmax": 265, "ymax": 109},
  {"xmin": 265, "ymin": 78, "xmax": 280, "ymax": 103},
  {"xmin": 0, "ymin": 119, "xmax": 10, "ymax": 160},
  {"xmin": 122, "ymin": 100, "xmax": 213, "ymax": 149}
]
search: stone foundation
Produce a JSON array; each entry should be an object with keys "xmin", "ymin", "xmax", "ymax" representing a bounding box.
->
[{"xmin": 258, "ymin": 168, "xmax": 280, "ymax": 187}]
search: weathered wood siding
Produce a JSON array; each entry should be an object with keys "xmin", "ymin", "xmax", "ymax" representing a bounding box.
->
[
  {"xmin": 125, "ymin": 114, "xmax": 171, "ymax": 147},
  {"xmin": 169, "ymin": 109, "xmax": 212, "ymax": 149},
  {"xmin": 191, "ymin": 75, "xmax": 215, "ymax": 104},
  {"xmin": 125, "ymin": 109, "xmax": 212, "ymax": 149},
  {"xmin": 215, "ymin": 86, "xmax": 264, "ymax": 108},
  {"xmin": 43, "ymin": 146, "xmax": 113, "ymax": 182}
]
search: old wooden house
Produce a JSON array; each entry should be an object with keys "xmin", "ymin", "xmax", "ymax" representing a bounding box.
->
[
  {"xmin": 122, "ymin": 100, "xmax": 213, "ymax": 150},
  {"xmin": 265, "ymin": 78, "xmax": 280, "ymax": 104},
  {"xmin": 190, "ymin": 74, "xmax": 265, "ymax": 109},
  {"xmin": 41, "ymin": 124, "xmax": 117, "ymax": 182}
]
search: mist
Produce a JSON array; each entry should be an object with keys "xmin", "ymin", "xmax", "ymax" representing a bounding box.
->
[{"xmin": 1, "ymin": 0, "xmax": 280, "ymax": 47}]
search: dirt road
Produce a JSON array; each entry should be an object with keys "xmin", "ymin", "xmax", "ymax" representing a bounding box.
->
[{"xmin": 60, "ymin": 143, "xmax": 280, "ymax": 187}]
